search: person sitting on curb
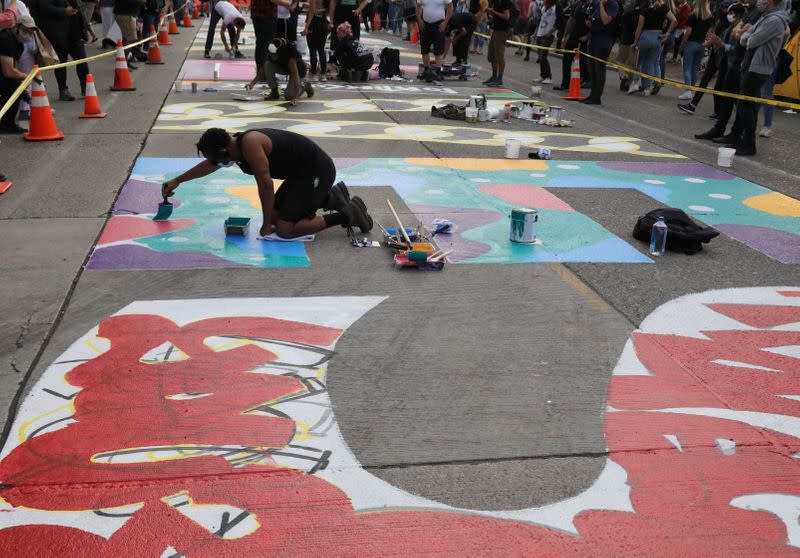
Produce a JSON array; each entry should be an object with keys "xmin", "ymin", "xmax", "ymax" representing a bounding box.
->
[
  {"xmin": 245, "ymin": 37, "xmax": 314, "ymax": 104},
  {"xmin": 162, "ymin": 128, "xmax": 374, "ymax": 239}
]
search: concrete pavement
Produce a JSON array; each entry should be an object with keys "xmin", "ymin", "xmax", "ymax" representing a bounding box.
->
[{"xmin": 0, "ymin": 16, "xmax": 798, "ymax": 555}]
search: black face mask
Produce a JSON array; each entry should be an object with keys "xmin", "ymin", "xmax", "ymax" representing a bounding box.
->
[{"xmin": 212, "ymin": 147, "xmax": 234, "ymax": 168}]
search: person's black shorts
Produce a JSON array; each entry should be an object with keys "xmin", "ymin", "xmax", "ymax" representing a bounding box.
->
[
  {"xmin": 274, "ymin": 156, "xmax": 336, "ymax": 222},
  {"xmin": 420, "ymin": 20, "xmax": 445, "ymax": 56},
  {"xmin": 403, "ymin": 7, "xmax": 416, "ymax": 22}
]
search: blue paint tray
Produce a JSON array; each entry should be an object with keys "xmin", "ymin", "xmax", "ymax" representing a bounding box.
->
[{"xmin": 225, "ymin": 217, "xmax": 251, "ymax": 236}]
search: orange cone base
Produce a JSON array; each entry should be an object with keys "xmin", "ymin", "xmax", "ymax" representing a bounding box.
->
[
  {"xmin": 183, "ymin": 16, "xmax": 193, "ymax": 26},
  {"xmin": 24, "ymin": 130, "xmax": 64, "ymax": 141},
  {"xmin": 0, "ymin": 181, "xmax": 12, "ymax": 194},
  {"xmin": 80, "ymin": 111, "xmax": 107, "ymax": 119},
  {"xmin": 146, "ymin": 59, "xmax": 165, "ymax": 65},
  {"xmin": 110, "ymin": 86, "xmax": 136, "ymax": 91},
  {"xmin": 562, "ymin": 94, "xmax": 586, "ymax": 101}
]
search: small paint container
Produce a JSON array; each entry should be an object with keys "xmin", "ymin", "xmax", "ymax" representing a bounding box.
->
[
  {"xmin": 224, "ymin": 216, "xmax": 251, "ymax": 236},
  {"xmin": 549, "ymin": 105, "xmax": 565, "ymax": 120},
  {"xmin": 505, "ymin": 138, "xmax": 521, "ymax": 159},
  {"xmin": 509, "ymin": 207, "xmax": 538, "ymax": 244},
  {"xmin": 213, "ymin": 63, "xmax": 221, "ymax": 81},
  {"xmin": 465, "ymin": 107, "xmax": 478, "ymax": 123},
  {"xmin": 191, "ymin": 82, "xmax": 198, "ymax": 93}
]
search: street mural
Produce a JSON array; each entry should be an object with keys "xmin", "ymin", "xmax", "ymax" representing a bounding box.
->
[
  {"xmin": 84, "ymin": 157, "xmax": 651, "ymax": 270},
  {"xmin": 0, "ymin": 288, "xmax": 798, "ymax": 554}
]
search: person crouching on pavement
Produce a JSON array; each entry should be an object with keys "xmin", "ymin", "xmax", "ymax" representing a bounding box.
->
[
  {"xmin": 445, "ymin": 9, "xmax": 477, "ymax": 64},
  {"xmin": 162, "ymin": 127, "xmax": 374, "ymax": 239},
  {"xmin": 416, "ymin": 0, "xmax": 452, "ymax": 81},
  {"xmin": 245, "ymin": 37, "xmax": 314, "ymax": 104}
]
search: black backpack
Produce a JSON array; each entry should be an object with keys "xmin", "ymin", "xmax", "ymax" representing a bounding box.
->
[
  {"xmin": 378, "ymin": 47, "xmax": 401, "ymax": 77},
  {"xmin": 632, "ymin": 208, "xmax": 720, "ymax": 255}
]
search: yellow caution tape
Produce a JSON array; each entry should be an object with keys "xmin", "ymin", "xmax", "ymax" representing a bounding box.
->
[
  {"xmin": 0, "ymin": 10, "xmax": 177, "ymax": 120},
  {"xmin": 475, "ymin": 31, "xmax": 800, "ymax": 111}
]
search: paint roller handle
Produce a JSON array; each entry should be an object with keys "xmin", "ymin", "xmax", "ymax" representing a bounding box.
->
[{"xmin": 386, "ymin": 199, "xmax": 413, "ymax": 247}]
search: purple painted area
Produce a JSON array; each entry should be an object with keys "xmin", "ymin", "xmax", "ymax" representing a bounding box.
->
[
  {"xmin": 114, "ymin": 179, "xmax": 182, "ymax": 215},
  {"xmin": 716, "ymin": 224, "xmax": 800, "ymax": 264},
  {"xmin": 85, "ymin": 244, "xmax": 252, "ymax": 270},
  {"xmin": 597, "ymin": 162, "xmax": 734, "ymax": 180},
  {"xmin": 409, "ymin": 204, "xmax": 503, "ymax": 262}
]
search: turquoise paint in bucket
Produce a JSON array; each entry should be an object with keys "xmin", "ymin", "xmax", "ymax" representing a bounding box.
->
[{"xmin": 510, "ymin": 208, "xmax": 538, "ymax": 244}]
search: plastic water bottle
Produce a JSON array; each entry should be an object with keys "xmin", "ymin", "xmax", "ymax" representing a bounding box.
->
[{"xmin": 649, "ymin": 216, "xmax": 668, "ymax": 256}]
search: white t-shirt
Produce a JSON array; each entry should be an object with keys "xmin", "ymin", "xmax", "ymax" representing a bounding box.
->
[
  {"xmin": 215, "ymin": 0, "xmax": 244, "ymax": 25},
  {"xmin": 418, "ymin": 0, "xmax": 449, "ymax": 23}
]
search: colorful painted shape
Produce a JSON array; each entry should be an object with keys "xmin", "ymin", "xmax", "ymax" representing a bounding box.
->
[
  {"xmin": 1, "ymin": 288, "xmax": 799, "ymax": 554},
  {"xmin": 84, "ymin": 158, "xmax": 309, "ymax": 270},
  {"xmin": 478, "ymin": 184, "xmax": 574, "ymax": 211},
  {"xmin": 743, "ymin": 191, "xmax": 800, "ymax": 217}
]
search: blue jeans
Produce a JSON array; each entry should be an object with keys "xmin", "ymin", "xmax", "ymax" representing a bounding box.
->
[
  {"xmin": 636, "ymin": 30, "xmax": 662, "ymax": 89},
  {"xmin": 388, "ymin": 3, "xmax": 402, "ymax": 32},
  {"xmin": 659, "ymin": 32, "xmax": 674, "ymax": 78},
  {"xmin": 761, "ymin": 70, "xmax": 776, "ymax": 127},
  {"xmin": 473, "ymin": 17, "xmax": 487, "ymax": 49},
  {"xmin": 682, "ymin": 40, "xmax": 704, "ymax": 86}
]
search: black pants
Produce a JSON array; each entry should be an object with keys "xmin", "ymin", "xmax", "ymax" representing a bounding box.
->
[
  {"xmin": 330, "ymin": 7, "xmax": 360, "ymax": 51},
  {"xmin": 253, "ymin": 17, "xmax": 277, "ymax": 74},
  {"xmin": 0, "ymin": 79, "xmax": 21, "ymax": 128},
  {"xmin": 713, "ymin": 63, "xmax": 741, "ymax": 132},
  {"xmin": 307, "ymin": 17, "xmax": 328, "ymax": 75},
  {"xmin": 586, "ymin": 42, "xmax": 612, "ymax": 102},
  {"xmin": 690, "ymin": 51, "xmax": 720, "ymax": 108},
  {"xmin": 362, "ymin": 2, "xmax": 372, "ymax": 30},
  {"xmin": 735, "ymin": 71, "xmax": 767, "ymax": 149},
  {"xmin": 275, "ymin": 156, "xmax": 337, "ymax": 222},
  {"xmin": 452, "ymin": 30, "xmax": 472, "ymax": 63},
  {"xmin": 276, "ymin": 16, "xmax": 297, "ymax": 42},
  {"xmin": 560, "ymin": 41, "xmax": 589, "ymax": 88},
  {"xmin": 537, "ymin": 35, "xmax": 553, "ymax": 79},
  {"xmin": 53, "ymin": 40, "xmax": 89, "ymax": 93},
  {"xmin": 204, "ymin": 6, "xmax": 236, "ymax": 53}
]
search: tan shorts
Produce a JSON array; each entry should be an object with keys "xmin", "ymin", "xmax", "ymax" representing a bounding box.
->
[
  {"xmin": 114, "ymin": 14, "xmax": 137, "ymax": 44},
  {"xmin": 488, "ymin": 29, "xmax": 510, "ymax": 64}
]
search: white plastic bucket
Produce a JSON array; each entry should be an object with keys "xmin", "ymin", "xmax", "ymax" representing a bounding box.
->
[
  {"xmin": 465, "ymin": 107, "xmax": 478, "ymax": 123},
  {"xmin": 717, "ymin": 147, "xmax": 735, "ymax": 167},
  {"xmin": 505, "ymin": 139, "xmax": 521, "ymax": 159}
]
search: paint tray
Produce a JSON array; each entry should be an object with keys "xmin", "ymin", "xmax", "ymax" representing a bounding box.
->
[
  {"xmin": 224, "ymin": 216, "xmax": 251, "ymax": 236},
  {"xmin": 394, "ymin": 253, "xmax": 445, "ymax": 270}
]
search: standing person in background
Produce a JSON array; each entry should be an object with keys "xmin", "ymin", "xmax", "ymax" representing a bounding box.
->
[
  {"xmin": 0, "ymin": 15, "xmax": 34, "ymax": 133},
  {"xmin": 112, "ymin": 0, "xmax": 146, "ymax": 68},
  {"xmin": 416, "ymin": 0, "xmax": 452, "ymax": 80},
  {"xmin": 37, "ymin": 0, "xmax": 92, "ymax": 98},
  {"xmin": 444, "ymin": 7, "xmax": 476, "ymax": 62},
  {"xmin": 512, "ymin": 0, "xmax": 530, "ymax": 53},
  {"xmin": 99, "ymin": 0, "xmax": 119, "ymax": 49},
  {"xmin": 141, "ymin": 0, "xmax": 163, "ymax": 55},
  {"xmin": 616, "ymin": 0, "xmax": 639, "ymax": 90},
  {"xmin": 582, "ymin": 0, "xmax": 619, "ymax": 104},
  {"xmin": 482, "ymin": 0, "xmax": 511, "ymax": 85},
  {"xmin": 668, "ymin": 0, "xmax": 688, "ymax": 59},
  {"xmin": 0, "ymin": 0, "xmax": 19, "ymax": 28},
  {"xmin": 533, "ymin": 0, "xmax": 556, "ymax": 82},
  {"xmin": 373, "ymin": 0, "xmax": 386, "ymax": 29},
  {"xmin": 471, "ymin": 0, "xmax": 488, "ymax": 53},
  {"xmin": 628, "ymin": 0, "xmax": 675, "ymax": 95},
  {"xmin": 13, "ymin": 0, "xmax": 34, "ymax": 121},
  {"xmin": 78, "ymin": 0, "xmax": 98, "ymax": 42},
  {"xmin": 362, "ymin": 0, "xmax": 372, "ymax": 29},
  {"xmin": 677, "ymin": 0, "xmax": 728, "ymax": 114},
  {"xmin": 252, "ymin": 0, "xmax": 278, "ymax": 74},
  {"xmin": 276, "ymin": 0, "xmax": 298, "ymax": 40},
  {"xmin": 522, "ymin": 0, "xmax": 539, "ymax": 60},
  {"xmin": 329, "ymin": 0, "xmax": 367, "ymax": 49},
  {"xmin": 302, "ymin": 0, "xmax": 330, "ymax": 80},
  {"xmin": 402, "ymin": 0, "xmax": 415, "ymax": 39},
  {"xmin": 677, "ymin": 0, "xmax": 713, "ymax": 100},
  {"xmin": 554, "ymin": 0, "xmax": 591, "ymax": 89},
  {"xmin": 759, "ymin": 67, "xmax": 777, "ymax": 136}
]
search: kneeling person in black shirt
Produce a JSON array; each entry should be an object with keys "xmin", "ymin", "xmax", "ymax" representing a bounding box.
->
[
  {"xmin": 246, "ymin": 38, "xmax": 314, "ymax": 105},
  {"xmin": 446, "ymin": 11, "xmax": 477, "ymax": 65},
  {"xmin": 162, "ymin": 128, "xmax": 374, "ymax": 239}
]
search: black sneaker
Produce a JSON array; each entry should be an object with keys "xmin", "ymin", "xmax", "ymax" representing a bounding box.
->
[
  {"xmin": 342, "ymin": 196, "xmax": 373, "ymax": 232},
  {"xmin": 324, "ymin": 181, "xmax": 350, "ymax": 211},
  {"xmin": 677, "ymin": 103, "xmax": 695, "ymax": 114},
  {"xmin": 481, "ymin": 77, "xmax": 497, "ymax": 85},
  {"xmin": 695, "ymin": 127, "xmax": 724, "ymax": 140},
  {"xmin": 0, "ymin": 124, "xmax": 27, "ymax": 134},
  {"xmin": 265, "ymin": 89, "xmax": 280, "ymax": 100},
  {"xmin": 234, "ymin": 50, "xmax": 245, "ymax": 58},
  {"xmin": 59, "ymin": 89, "xmax": 75, "ymax": 102},
  {"xmin": 203, "ymin": 51, "xmax": 211, "ymax": 59},
  {"xmin": 712, "ymin": 134, "xmax": 739, "ymax": 145}
]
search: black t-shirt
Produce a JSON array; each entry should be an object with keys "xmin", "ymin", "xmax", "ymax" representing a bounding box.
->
[
  {"xmin": 620, "ymin": 8, "xmax": 639, "ymax": 43},
  {"xmin": 490, "ymin": 0, "xmax": 513, "ymax": 31},
  {"xmin": 274, "ymin": 43, "xmax": 302, "ymax": 70},
  {"xmin": 0, "ymin": 30, "xmax": 22, "ymax": 73},
  {"xmin": 686, "ymin": 13, "xmax": 712, "ymax": 42},
  {"xmin": 235, "ymin": 129, "xmax": 330, "ymax": 178},
  {"xmin": 642, "ymin": 4, "xmax": 668, "ymax": 30},
  {"xmin": 449, "ymin": 11, "xmax": 478, "ymax": 32}
]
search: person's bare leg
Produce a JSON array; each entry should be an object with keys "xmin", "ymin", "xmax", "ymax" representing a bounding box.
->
[{"xmin": 276, "ymin": 216, "xmax": 329, "ymax": 238}]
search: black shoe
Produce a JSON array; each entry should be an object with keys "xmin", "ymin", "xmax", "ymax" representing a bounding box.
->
[
  {"xmin": 581, "ymin": 98, "xmax": 601, "ymax": 105},
  {"xmin": 735, "ymin": 145, "xmax": 756, "ymax": 156},
  {"xmin": 134, "ymin": 51, "xmax": 148, "ymax": 62},
  {"xmin": 651, "ymin": 83, "xmax": 662, "ymax": 96},
  {"xmin": 481, "ymin": 76, "xmax": 497, "ymax": 85},
  {"xmin": 0, "ymin": 124, "xmax": 26, "ymax": 134},
  {"xmin": 325, "ymin": 181, "xmax": 350, "ymax": 211},
  {"xmin": 234, "ymin": 50, "xmax": 245, "ymax": 58},
  {"xmin": 59, "ymin": 89, "xmax": 75, "ymax": 102},
  {"xmin": 127, "ymin": 62, "xmax": 138, "ymax": 71},
  {"xmin": 695, "ymin": 127, "xmax": 724, "ymax": 140},
  {"xmin": 80, "ymin": 84, "xmax": 86, "ymax": 97},
  {"xmin": 712, "ymin": 134, "xmax": 739, "ymax": 144},
  {"xmin": 403, "ymin": 34, "xmax": 410, "ymax": 40},
  {"xmin": 265, "ymin": 89, "xmax": 280, "ymax": 100},
  {"xmin": 101, "ymin": 38, "xmax": 116, "ymax": 49},
  {"xmin": 342, "ymin": 196, "xmax": 373, "ymax": 232},
  {"xmin": 677, "ymin": 103, "xmax": 695, "ymax": 114},
  {"xmin": 203, "ymin": 51, "xmax": 211, "ymax": 59},
  {"xmin": 619, "ymin": 78, "xmax": 629, "ymax": 91}
]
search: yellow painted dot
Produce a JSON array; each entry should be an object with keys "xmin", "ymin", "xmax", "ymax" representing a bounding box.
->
[{"xmin": 743, "ymin": 192, "xmax": 800, "ymax": 216}]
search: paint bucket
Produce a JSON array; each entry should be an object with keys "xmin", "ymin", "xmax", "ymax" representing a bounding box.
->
[
  {"xmin": 505, "ymin": 138, "xmax": 521, "ymax": 159},
  {"xmin": 509, "ymin": 207, "xmax": 538, "ymax": 243},
  {"xmin": 477, "ymin": 108, "xmax": 489, "ymax": 122},
  {"xmin": 465, "ymin": 107, "xmax": 478, "ymax": 123},
  {"xmin": 530, "ymin": 85, "xmax": 542, "ymax": 97},
  {"xmin": 191, "ymin": 82, "xmax": 198, "ymax": 93},
  {"xmin": 532, "ymin": 105, "xmax": 545, "ymax": 121},
  {"xmin": 213, "ymin": 63, "xmax": 220, "ymax": 81},
  {"xmin": 549, "ymin": 105, "xmax": 565, "ymax": 120},
  {"xmin": 467, "ymin": 95, "xmax": 482, "ymax": 109},
  {"xmin": 717, "ymin": 147, "xmax": 735, "ymax": 168},
  {"xmin": 519, "ymin": 101, "xmax": 534, "ymax": 119}
]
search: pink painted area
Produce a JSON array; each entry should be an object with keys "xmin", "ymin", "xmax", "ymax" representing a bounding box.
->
[
  {"xmin": 97, "ymin": 216, "xmax": 195, "ymax": 245},
  {"xmin": 478, "ymin": 184, "xmax": 574, "ymax": 211},
  {"xmin": 181, "ymin": 60, "xmax": 256, "ymax": 81},
  {"xmin": 779, "ymin": 291, "xmax": 800, "ymax": 298}
]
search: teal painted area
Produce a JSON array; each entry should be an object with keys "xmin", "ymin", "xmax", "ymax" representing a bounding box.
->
[{"xmin": 128, "ymin": 158, "xmax": 309, "ymax": 268}]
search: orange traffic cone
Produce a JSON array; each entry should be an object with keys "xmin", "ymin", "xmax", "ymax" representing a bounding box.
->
[
  {"xmin": 192, "ymin": 1, "xmax": 201, "ymax": 18},
  {"xmin": 411, "ymin": 25, "xmax": 418, "ymax": 44},
  {"xmin": 80, "ymin": 74, "xmax": 107, "ymax": 118},
  {"xmin": 183, "ymin": 11, "xmax": 193, "ymax": 26},
  {"xmin": 373, "ymin": 13, "xmax": 379, "ymax": 30},
  {"xmin": 146, "ymin": 25, "xmax": 164, "ymax": 64},
  {"xmin": 110, "ymin": 41, "xmax": 136, "ymax": 91},
  {"xmin": 158, "ymin": 18, "xmax": 172, "ymax": 45},
  {"xmin": 168, "ymin": 14, "xmax": 180, "ymax": 34},
  {"xmin": 24, "ymin": 68, "xmax": 64, "ymax": 142},
  {"xmin": 562, "ymin": 51, "xmax": 585, "ymax": 101}
]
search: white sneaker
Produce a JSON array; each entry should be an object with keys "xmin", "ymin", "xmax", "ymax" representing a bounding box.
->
[
  {"xmin": 643, "ymin": 88, "xmax": 652, "ymax": 96},
  {"xmin": 759, "ymin": 127, "xmax": 772, "ymax": 137},
  {"xmin": 542, "ymin": 78, "xmax": 552, "ymax": 84},
  {"xmin": 678, "ymin": 90, "xmax": 693, "ymax": 100},
  {"xmin": 532, "ymin": 77, "xmax": 543, "ymax": 83},
  {"xmin": 628, "ymin": 83, "xmax": 642, "ymax": 95}
]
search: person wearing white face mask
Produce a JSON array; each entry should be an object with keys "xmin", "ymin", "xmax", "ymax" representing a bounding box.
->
[
  {"xmin": 161, "ymin": 128, "xmax": 374, "ymax": 239},
  {"xmin": 0, "ymin": 14, "xmax": 36, "ymax": 133}
]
